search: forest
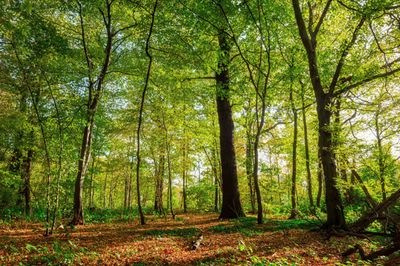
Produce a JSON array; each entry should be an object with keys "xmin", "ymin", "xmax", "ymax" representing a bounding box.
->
[{"xmin": 0, "ymin": 0, "xmax": 400, "ymax": 265}]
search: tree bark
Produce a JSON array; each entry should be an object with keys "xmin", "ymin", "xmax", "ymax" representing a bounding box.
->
[
  {"xmin": 292, "ymin": 0, "xmax": 346, "ymax": 229},
  {"xmin": 71, "ymin": 0, "xmax": 113, "ymax": 225},
  {"xmin": 316, "ymin": 158, "xmax": 323, "ymax": 208},
  {"xmin": 301, "ymin": 91, "xmax": 314, "ymax": 210},
  {"xmin": 374, "ymin": 109, "xmax": 386, "ymax": 200},
  {"xmin": 245, "ymin": 136, "xmax": 255, "ymax": 213},
  {"xmin": 154, "ymin": 154, "xmax": 165, "ymax": 214},
  {"xmin": 134, "ymin": 0, "xmax": 158, "ymax": 225},
  {"xmin": 182, "ymin": 138, "xmax": 188, "ymax": 213},
  {"xmin": 289, "ymin": 89, "xmax": 298, "ymax": 219},
  {"xmin": 216, "ymin": 29, "xmax": 245, "ymax": 219},
  {"xmin": 21, "ymin": 148, "xmax": 33, "ymax": 217}
]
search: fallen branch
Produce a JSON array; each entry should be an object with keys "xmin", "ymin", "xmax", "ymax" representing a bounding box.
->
[
  {"xmin": 342, "ymin": 243, "xmax": 400, "ymax": 261},
  {"xmin": 350, "ymin": 188, "xmax": 400, "ymax": 232},
  {"xmin": 191, "ymin": 234, "xmax": 203, "ymax": 250}
]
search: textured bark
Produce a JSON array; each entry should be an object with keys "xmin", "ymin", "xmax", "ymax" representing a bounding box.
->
[{"xmin": 216, "ymin": 29, "xmax": 245, "ymax": 219}]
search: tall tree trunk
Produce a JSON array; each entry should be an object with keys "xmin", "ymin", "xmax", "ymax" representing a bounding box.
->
[
  {"xmin": 316, "ymin": 158, "xmax": 323, "ymax": 208},
  {"xmin": 245, "ymin": 135, "xmax": 255, "ymax": 213},
  {"xmin": 89, "ymin": 154, "xmax": 95, "ymax": 209},
  {"xmin": 375, "ymin": 110, "xmax": 386, "ymax": 200},
  {"xmin": 317, "ymin": 101, "xmax": 346, "ymax": 228},
  {"xmin": 21, "ymin": 148, "xmax": 33, "ymax": 217},
  {"xmin": 154, "ymin": 154, "xmax": 165, "ymax": 214},
  {"xmin": 214, "ymin": 173, "xmax": 219, "ymax": 212},
  {"xmin": 166, "ymin": 132, "xmax": 175, "ymax": 219},
  {"xmin": 216, "ymin": 29, "xmax": 245, "ymax": 219},
  {"xmin": 72, "ymin": 119, "xmax": 93, "ymax": 225},
  {"xmin": 301, "ymin": 92, "xmax": 314, "ymax": 210},
  {"xmin": 134, "ymin": 0, "xmax": 158, "ymax": 226},
  {"xmin": 289, "ymin": 89, "xmax": 298, "ymax": 219},
  {"xmin": 292, "ymin": 0, "xmax": 346, "ymax": 229},
  {"xmin": 182, "ymin": 138, "xmax": 188, "ymax": 213},
  {"xmin": 103, "ymin": 169, "xmax": 108, "ymax": 209},
  {"xmin": 71, "ymin": 0, "xmax": 113, "ymax": 225}
]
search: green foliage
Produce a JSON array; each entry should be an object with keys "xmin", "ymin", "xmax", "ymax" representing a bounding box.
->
[{"xmin": 22, "ymin": 240, "xmax": 95, "ymax": 265}]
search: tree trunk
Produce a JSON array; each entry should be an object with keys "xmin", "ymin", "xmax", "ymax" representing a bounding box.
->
[
  {"xmin": 166, "ymin": 135, "xmax": 175, "ymax": 219},
  {"xmin": 350, "ymin": 188, "xmax": 400, "ymax": 232},
  {"xmin": 72, "ymin": 119, "xmax": 93, "ymax": 225},
  {"xmin": 245, "ymin": 136, "xmax": 256, "ymax": 213},
  {"xmin": 375, "ymin": 111, "xmax": 386, "ymax": 200},
  {"xmin": 134, "ymin": 0, "xmax": 158, "ymax": 225},
  {"xmin": 154, "ymin": 154, "xmax": 165, "ymax": 214},
  {"xmin": 182, "ymin": 139, "xmax": 188, "ymax": 213},
  {"xmin": 292, "ymin": 0, "xmax": 346, "ymax": 229},
  {"xmin": 103, "ymin": 169, "xmax": 107, "ymax": 209},
  {"xmin": 89, "ymin": 154, "xmax": 95, "ymax": 209},
  {"xmin": 317, "ymin": 100, "xmax": 346, "ymax": 228},
  {"xmin": 301, "ymin": 92, "xmax": 314, "ymax": 210},
  {"xmin": 289, "ymin": 89, "xmax": 298, "ymax": 219},
  {"xmin": 316, "ymin": 158, "xmax": 323, "ymax": 208},
  {"xmin": 216, "ymin": 29, "xmax": 245, "ymax": 219},
  {"xmin": 71, "ymin": 0, "xmax": 113, "ymax": 225},
  {"xmin": 21, "ymin": 148, "xmax": 33, "ymax": 217}
]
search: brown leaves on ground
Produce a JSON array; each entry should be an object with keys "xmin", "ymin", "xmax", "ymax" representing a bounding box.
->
[{"xmin": 0, "ymin": 214, "xmax": 386, "ymax": 265}]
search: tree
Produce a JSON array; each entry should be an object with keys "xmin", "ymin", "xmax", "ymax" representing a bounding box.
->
[
  {"xmin": 71, "ymin": 0, "xmax": 115, "ymax": 225},
  {"xmin": 291, "ymin": 0, "xmax": 400, "ymax": 229}
]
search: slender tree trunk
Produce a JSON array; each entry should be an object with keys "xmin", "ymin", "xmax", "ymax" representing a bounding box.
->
[
  {"xmin": 301, "ymin": 92, "xmax": 314, "ymax": 210},
  {"xmin": 252, "ymin": 136, "xmax": 263, "ymax": 223},
  {"xmin": 216, "ymin": 29, "xmax": 245, "ymax": 219},
  {"xmin": 289, "ymin": 89, "xmax": 298, "ymax": 219},
  {"xmin": 71, "ymin": 0, "xmax": 113, "ymax": 225},
  {"xmin": 134, "ymin": 0, "xmax": 158, "ymax": 225},
  {"xmin": 154, "ymin": 154, "xmax": 165, "ymax": 214},
  {"xmin": 21, "ymin": 148, "xmax": 33, "ymax": 217},
  {"xmin": 182, "ymin": 139, "xmax": 188, "ymax": 213},
  {"xmin": 245, "ymin": 135, "xmax": 256, "ymax": 213},
  {"xmin": 316, "ymin": 158, "xmax": 323, "ymax": 208},
  {"xmin": 89, "ymin": 154, "xmax": 95, "ymax": 209},
  {"xmin": 214, "ymin": 173, "xmax": 219, "ymax": 212},
  {"xmin": 127, "ymin": 140, "xmax": 134, "ymax": 211},
  {"xmin": 72, "ymin": 119, "xmax": 93, "ymax": 225},
  {"xmin": 166, "ymin": 132, "xmax": 175, "ymax": 219},
  {"xmin": 375, "ymin": 111, "xmax": 386, "ymax": 200},
  {"xmin": 49, "ymin": 85, "xmax": 63, "ymax": 233},
  {"xmin": 103, "ymin": 170, "xmax": 107, "ymax": 209}
]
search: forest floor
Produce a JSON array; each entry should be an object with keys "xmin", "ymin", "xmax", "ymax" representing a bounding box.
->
[{"xmin": 0, "ymin": 213, "xmax": 392, "ymax": 265}]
